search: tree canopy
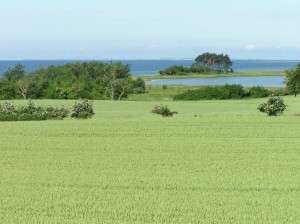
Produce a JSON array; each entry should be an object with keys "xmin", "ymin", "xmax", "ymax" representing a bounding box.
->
[
  {"xmin": 285, "ymin": 63, "xmax": 300, "ymax": 96},
  {"xmin": 0, "ymin": 62, "xmax": 145, "ymax": 100},
  {"xmin": 195, "ymin": 52, "xmax": 233, "ymax": 73},
  {"xmin": 159, "ymin": 52, "xmax": 233, "ymax": 75}
]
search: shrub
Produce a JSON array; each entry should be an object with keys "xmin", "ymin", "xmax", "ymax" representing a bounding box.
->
[
  {"xmin": 0, "ymin": 102, "xmax": 16, "ymax": 116},
  {"xmin": 270, "ymin": 89, "xmax": 290, "ymax": 96},
  {"xmin": 152, "ymin": 105, "xmax": 177, "ymax": 117},
  {"xmin": 257, "ymin": 96, "xmax": 286, "ymax": 116},
  {"xmin": 70, "ymin": 99, "xmax": 94, "ymax": 119},
  {"xmin": 0, "ymin": 101, "xmax": 70, "ymax": 121},
  {"xmin": 18, "ymin": 100, "xmax": 43, "ymax": 114},
  {"xmin": 43, "ymin": 106, "xmax": 69, "ymax": 119},
  {"xmin": 248, "ymin": 86, "xmax": 270, "ymax": 98},
  {"xmin": 173, "ymin": 84, "xmax": 244, "ymax": 100}
]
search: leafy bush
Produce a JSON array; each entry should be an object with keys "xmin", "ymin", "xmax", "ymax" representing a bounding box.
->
[
  {"xmin": 70, "ymin": 99, "xmax": 94, "ymax": 119},
  {"xmin": 0, "ymin": 102, "xmax": 16, "ymax": 115},
  {"xmin": 0, "ymin": 101, "xmax": 70, "ymax": 121},
  {"xmin": 43, "ymin": 106, "xmax": 69, "ymax": 119},
  {"xmin": 270, "ymin": 89, "xmax": 290, "ymax": 96},
  {"xmin": 159, "ymin": 65, "xmax": 215, "ymax": 75},
  {"xmin": 257, "ymin": 96, "xmax": 286, "ymax": 116},
  {"xmin": 173, "ymin": 84, "xmax": 244, "ymax": 100},
  {"xmin": 248, "ymin": 86, "xmax": 270, "ymax": 98},
  {"xmin": 152, "ymin": 105, "xmax": 177, "ymax": 117}
]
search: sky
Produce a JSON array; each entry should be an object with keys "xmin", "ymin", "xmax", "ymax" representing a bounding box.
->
[{"xmin": 1, "ymin": 0, "xmax": 300, "ymax": 60}]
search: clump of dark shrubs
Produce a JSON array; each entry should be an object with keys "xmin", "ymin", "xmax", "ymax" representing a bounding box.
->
[
  {"xmin": 174, "ymin": 84, "xmax": 291, "ymax": 101},
  {"xmin": 152, "ymin": 105, "xmax": 177, "ymax": 117},
  {"xmin": 70, "ymin": 99, "xmax": 94, "ymax": 119},
  {"xmin": 0, "ymin": 100, "xmax": 95, "ymax": 121},
  {"xmin": 159, "ymin": 65, "xmax": 215, "ymax": 75},
  {"xmin": 43, "ymin": 106, "xmax": 69, "ymax": 119},
  {"xmin": 173, "ymin": 84, "xmax": 244, "ymax": 100},
  {"xmin": 270, "ymin": 89, "xmax": 290, "ymax": 96},
  {"xmin": 257, "ymin": 96, "xmax": 286, "ymax": 116},
  {"xmin": 247, "ymin": 86, "xmax": 270, "ymax": 98}
]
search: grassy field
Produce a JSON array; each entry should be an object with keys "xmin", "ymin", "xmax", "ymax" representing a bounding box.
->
[
  {"xmin": 1, "ymin": 97, "xmax": 300, "ymax": 223},
  {"xmin": 141, "ymin": 70, "xmax": 285, "ymax": 81}
]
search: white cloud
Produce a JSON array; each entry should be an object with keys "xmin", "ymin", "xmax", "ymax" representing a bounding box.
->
[{"xmin": 245, "ymin": 44, "xmax": 256, "ymax": 50}]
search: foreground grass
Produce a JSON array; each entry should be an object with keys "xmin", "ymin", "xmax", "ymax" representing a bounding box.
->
[
  {"xmin": 141, "ymin": 70, "xmax": 284, "ymax": 81},
  {"xmin": 1, "ymin": 97, "xmax": 300, "ymax": 223}
]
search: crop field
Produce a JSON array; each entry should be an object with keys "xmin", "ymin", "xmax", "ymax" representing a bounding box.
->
[{"xmin": 1, "ymin": 97, "xmax": 300, "ymax": 223}]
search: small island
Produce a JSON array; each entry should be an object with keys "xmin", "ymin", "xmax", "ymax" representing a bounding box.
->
[{"xmin": 159, "ymin": 52, "xmax": 233, "ymax": 76}]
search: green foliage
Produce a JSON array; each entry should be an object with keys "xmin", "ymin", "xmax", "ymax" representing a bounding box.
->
[
  {"xmin": 159, "ymin": 64, "xmax": 215, "ymax": 75},
  {"xmin": 70, "ymin": 99, "xmax": 94, "ymax": 119},
  {"xmin": 173, "ymin": 84, "xmax": 244, "ymax": 100},
  {"xmin": 0, "ymin": 62, "xmax": 146, "ymax": 100},
  {"xmin": 270, "ymin": 89, "xmax": 290, "ymax": 96},
  {"xmin": 195, "ymin": 52, "xmax": 233, "ymax": 73},
  {"xmin": 248, "ymin": 86, "xmax": 270, "ymax": 98},
  {"xmin": 152, "ymin": 104, "xmax": 177, "ymax": 117},
  {"xmin": 257, "ymin": 96, "xmax": 286, "ymax": 116},
  {"xmin": 285, "ymin": 63, "xmax": 300, "ymax": 96},
  {"xmin": 2, "ymin": 63, "xmax": 25, "ymax": 81},
  {"xmin": 0, "ymin": 102, "xmax": 16, "ymax": 115},
  {"xmin": 0, "ymin": 101, "xmax": 69, "ymax": 121},
  {"xmin": 43, "ymin": 106, "xmax": 69, "ymax": 119}
]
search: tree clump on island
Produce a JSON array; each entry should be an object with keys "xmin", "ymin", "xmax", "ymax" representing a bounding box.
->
[
  {"xmin": 195, "ymin": 52, "xmax": 233, "ymax": 73},
  {"xmin": 0, "ymin": 62, "xmax": 146, "ymax": 100},
  {"xmin": 159, "ymin": 52, "xmax": 233, "ymax": 75}
]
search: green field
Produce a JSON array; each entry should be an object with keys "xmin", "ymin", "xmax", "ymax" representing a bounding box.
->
[{"xmin": 1, "ymin": 97, "xmax": 300, "ymax": 223}]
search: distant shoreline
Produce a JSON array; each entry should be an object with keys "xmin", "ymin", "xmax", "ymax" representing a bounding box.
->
[{"xmin": 140, "ymin": 70, "xmax": 285, "ymax": 81}]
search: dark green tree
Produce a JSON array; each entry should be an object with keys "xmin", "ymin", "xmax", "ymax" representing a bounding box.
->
[
  {"xmin": 285, "ymin": 63, "xmax": 300, "ymax": 96},
  {"xmin": 3, "ymin": 64, "xmax": 25, "ymax": 81}
]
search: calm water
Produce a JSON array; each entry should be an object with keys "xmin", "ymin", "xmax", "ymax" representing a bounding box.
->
[
  {"xmin": 146, "ymin": 76, "xmax": 285, "ymax": 87},
  {"xmin": 0, "ymin": 60, "xmax": 299, "ymax": 76}
]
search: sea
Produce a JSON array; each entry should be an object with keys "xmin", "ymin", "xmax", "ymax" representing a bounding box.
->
[{"xmin": 0, "ymin": 60, "xmax": 299, "ymax": 77}]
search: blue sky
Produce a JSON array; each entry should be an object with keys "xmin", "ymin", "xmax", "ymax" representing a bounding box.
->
[{"xmin": 1, "ymin": 0, "xmax": 300, "ymax": 60}]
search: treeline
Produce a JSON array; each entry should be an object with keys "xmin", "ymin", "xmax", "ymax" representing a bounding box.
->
[
  {"xmin": 173, "ymin": 85, "xmax": 290, "ymax": 100},
  {"xmin": 0, "ymin": 62, "xmax": 145, "ymax": 100},
  {"xmin": 159, "ymin": 52, "xmax": 233, "ymax": 75}
]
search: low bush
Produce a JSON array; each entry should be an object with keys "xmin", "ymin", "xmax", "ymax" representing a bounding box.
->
[
  {"xmin": 159, "ymin": 65, "xmax": 215, "ymax": 75},
  {"xmin": 257, "ymin": 96, "xmax": 286, "ymax": 116},
  {"xmin": 0, "ymin": 101, "xmax": 70, "ymax": 121},
  {"xmin": 270, "ymin": 89, "xmax": 290, "ymax": 96},
  {"xmin": 152, "ymin": 105, "xmax": 177, "ymax": 117},
  {"xmin": 0, "ymin": 102, "xmax": 16, "ymax": 115},
  {"xmin": 70, "ymin": 99, "xmax": 94, "ymax": 119},
  {"xmin": 248, "ymin": 86, "xmax": 270, "ymax": 98},
  {"xmin": 43, "ymin": 106, "xmax": 69, "ymax": 119},
  {"xmin": 173, "ymin": 84, "xmax": 244, "ymax": 100}
]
